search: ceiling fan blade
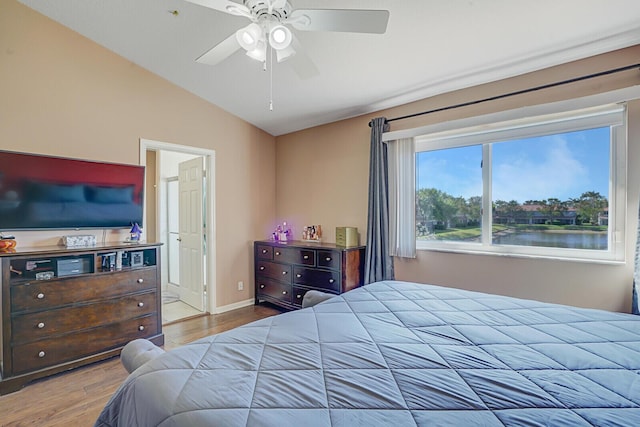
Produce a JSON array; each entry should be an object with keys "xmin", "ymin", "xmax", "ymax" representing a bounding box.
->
[
  {"xmin": 285, "ymin": 36, "xmax": 319, "ymax": 80},
  {"xmin": 287, "ymin": 9, "xmax": 389, "ymax": 34},
  {"xmin": 184, "ymin": 0, "xmax": 250, "ymax": 17},
  {"xmin": 196, "ymin": 33, "xmax": 241, "ymax": 66}
]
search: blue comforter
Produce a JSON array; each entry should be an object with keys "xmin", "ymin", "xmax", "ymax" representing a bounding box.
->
[{"xmin": 96, "ymin": 280, "xmax": 640, "ymax": 426}]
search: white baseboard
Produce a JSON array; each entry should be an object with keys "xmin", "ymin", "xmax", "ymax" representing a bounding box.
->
[{"xmin": 212, "ymin": 298, "xmax": 255, "ymax": 314}]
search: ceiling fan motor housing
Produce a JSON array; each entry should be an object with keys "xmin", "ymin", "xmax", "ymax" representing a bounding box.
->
[{"xmin": 244, "ymin": 0, "xmax": 291, "ymax": 22}]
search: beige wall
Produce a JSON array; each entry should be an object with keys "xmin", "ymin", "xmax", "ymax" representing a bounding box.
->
[
  {"xmin": 0, "ymin": 0, "xmax": 276, "ymax": 308},
  {"xmin": 276, "ymin": 45, "xmax": 640, "ymax": 313}
]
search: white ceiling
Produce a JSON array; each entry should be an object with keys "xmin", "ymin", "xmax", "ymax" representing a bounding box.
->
[{"xmin": 17, "ymin": 0, "xmax": 640, "ymax": 136}]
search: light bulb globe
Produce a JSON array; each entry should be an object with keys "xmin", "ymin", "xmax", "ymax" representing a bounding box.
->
[{"xmin": 268, "ymin": 25, "xmax": 292, "ymax": 50}]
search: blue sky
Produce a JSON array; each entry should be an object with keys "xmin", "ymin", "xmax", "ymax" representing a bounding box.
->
[{"xmin": 416, "ymin": 127, "xmax": 610, "ymax": 203}]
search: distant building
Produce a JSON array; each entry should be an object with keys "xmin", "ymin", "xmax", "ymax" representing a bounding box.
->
[
  {"xmin": 598, "ymin": 208, "xmax": 608, "ymax": 226},
  {"xmin": 494, "ymin": 204, "xmax": 577, "ymax": 225}
]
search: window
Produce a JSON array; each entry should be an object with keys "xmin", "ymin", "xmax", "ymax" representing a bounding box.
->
[{"xmin": 414, "ymin": 104, "xmax": 626, "ymax": 262}]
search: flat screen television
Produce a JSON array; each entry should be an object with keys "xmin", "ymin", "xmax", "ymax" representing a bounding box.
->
[{"xmin": 0, "ymin": 150, "xmax": 144, "ymax": 231}]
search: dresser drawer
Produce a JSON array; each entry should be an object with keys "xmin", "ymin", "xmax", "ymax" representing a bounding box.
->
[
  {"xmin": 256, "ymin": 276, "xmax": 292, "ymax": 305},
  {"xmin": 256, "ymin": 261, "xmax": 292, "ymax": 283},
  {"xmin": 11, "ymin": 291, "xmax": 156, "ymax": 344},
  {"xmin": 292, "ymin": 286, "xmax": 338, "ymax": 308},
  {"xmin": 11, "ymin": 268, "xmax": 157, "ymax": 312},
  {"xmin": 273, "ymin": 247, "xmax": 315, "ymax": 266},
  {"xmin": 292, "ymin": 287, "xmax": 305, "ymax": 307},
  {"xmin": 292, "ymin": 286, "xmax": 313, "ymax": 307},
  {"xmin": 11, "ymin": 314, "xmax": 159, "ymax": 374},
  {"xmin": 255, "ymin": 244, "xmax": 274, "ymax": 260},
  {"xmin": 293, "ymin": 267, "xmax": 341, "ymax": 292},
  {"xmin": 317, "ymin": 250, "xmax": 340, "ymax": 270}
]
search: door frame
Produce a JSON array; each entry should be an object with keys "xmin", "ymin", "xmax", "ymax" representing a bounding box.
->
[{"xmin": 139, "ymin": 138, "xmax": 216, "ymax": 314}]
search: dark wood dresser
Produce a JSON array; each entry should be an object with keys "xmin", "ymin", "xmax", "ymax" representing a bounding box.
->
[
  {"xmin": 0, "ymin": 242, "xmax": 163, "ymax": 394},
  {"xmin": 254, "ymin": 240, "xmax": 365, "ymax": 310}
]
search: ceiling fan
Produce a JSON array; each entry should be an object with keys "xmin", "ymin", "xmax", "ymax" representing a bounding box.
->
[{"xmin": 185, "ymin": 0, "xmax": 390, "ymax": 78}]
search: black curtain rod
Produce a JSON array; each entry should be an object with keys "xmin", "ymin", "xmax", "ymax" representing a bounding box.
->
[{"xmin": 370, "ymin": 62, "xmax": 640, "ymax": 127}]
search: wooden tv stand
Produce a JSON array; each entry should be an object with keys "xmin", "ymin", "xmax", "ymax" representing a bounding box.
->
[{"xmin": 0, "ymin": 242, "xmax": 163, "ymax": 395}]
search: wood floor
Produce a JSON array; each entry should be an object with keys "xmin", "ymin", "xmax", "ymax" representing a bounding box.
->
[{"xmin": 0, "ymin": 304, "xmax": 283, "ymax": 427}]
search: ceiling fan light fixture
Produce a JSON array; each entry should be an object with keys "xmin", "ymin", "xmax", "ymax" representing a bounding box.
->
[
  {"xmin": 236, "ymin": 23, "xmax": 263, "ymax": 51},
  {"xmin": 268, "ymin": 25, "xmax": 292, "ymax": 50},
  {"xmin": 246, "ymin": 41, "xmax": 267, "ymax": 62}
]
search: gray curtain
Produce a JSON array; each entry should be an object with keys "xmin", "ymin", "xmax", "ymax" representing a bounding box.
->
[
  {"xmin": 364, "ymin": 117, "xmax": 394, "ymax": 284},
  {"xmin": 634, "ymin": 199, "xmax": 640, "ymax": 314}
]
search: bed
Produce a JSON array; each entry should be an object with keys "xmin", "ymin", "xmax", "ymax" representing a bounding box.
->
[{"xmin": 95, "ymin": 280, "xmax": 640, "ymax": 426}]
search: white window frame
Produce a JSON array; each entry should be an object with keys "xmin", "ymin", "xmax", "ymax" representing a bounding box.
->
[{"xmin": 413, "ymin": 103, "xmax": 627, "ymax": 263}]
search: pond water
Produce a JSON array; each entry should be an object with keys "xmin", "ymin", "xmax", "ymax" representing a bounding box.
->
[{"xmin": 493, "ymin": 231, "xmax": 607, "ymax": 250}]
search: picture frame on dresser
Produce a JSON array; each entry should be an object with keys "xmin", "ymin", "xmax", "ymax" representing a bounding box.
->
[
  {"xmin": 254, "ymin": 240, "xmax": 365, "ymax": 310},
  {"xmin": 0, "ymin": 242, "xmax": 163, "ymax": 395}
]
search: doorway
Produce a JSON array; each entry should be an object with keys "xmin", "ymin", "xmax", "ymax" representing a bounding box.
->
[{"xmin": 139, "ymin": 139, "xmax": 216, "ymax": 324}]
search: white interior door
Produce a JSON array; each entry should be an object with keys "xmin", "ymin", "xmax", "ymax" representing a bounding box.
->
[
  {"xmin": 167, "ymin": 179, "xmax": 180, "ymax": 286},
  {"xmin": 178, "ymin": 157, "xmax": 205, "ymax": 311}
]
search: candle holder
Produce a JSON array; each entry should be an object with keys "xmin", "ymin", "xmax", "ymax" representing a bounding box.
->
[
  {"xmin": 271, "ymin": 221, "xmax": 291, "ymax": 242},
  {"xmin": 129, "ymin": 222, "xmax": 142, "ymax": 242}
]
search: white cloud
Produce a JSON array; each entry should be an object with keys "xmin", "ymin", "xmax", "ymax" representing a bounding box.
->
[
  {"xmin": 417, "ymin": 152, "xmax": 481, "ymax": 199},
  {"xmin": 492, "ymin": 136, "xmax": 589, "ymax": 202}
]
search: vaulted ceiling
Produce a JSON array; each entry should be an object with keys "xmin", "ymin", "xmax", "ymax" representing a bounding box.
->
[{"xmin": 18, "ymin": 0, "xmax": 640, "ymax": 135}]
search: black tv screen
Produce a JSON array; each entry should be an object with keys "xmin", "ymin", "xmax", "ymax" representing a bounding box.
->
[{"xmin": 0, "ymin": 150, "xmax": 144, "ymax": 230}]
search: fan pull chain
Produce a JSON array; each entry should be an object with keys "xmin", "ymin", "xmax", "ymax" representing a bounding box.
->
[{"xmin": 269, "ymin": 45, "xmax": 274, "ymax": 111}]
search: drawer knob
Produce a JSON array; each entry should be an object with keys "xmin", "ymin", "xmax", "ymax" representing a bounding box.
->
[
  {"xmin": 282, "ymin": 291, "xmax": 287, "ymax": 295},
  {"xmin": 325, "ymin": 257, "xmax": 331, "ymax": 261},
  {"xmin": 36, "ymin": 293, "xmax": 45, "ymax": 300},
  {"xmin": 329, "ymin": 279, "xmax": 335, "ymax": 284},
  {"xmin": 260, "ymin": 284, "xmax": 265, "ymax": 289},
  {"xmin": 138, "ymin": 302, "xmax": 144, "ymax": 307},
  {"xmin": 262, "ymin": 249, "xmax": 268, "ymax": 254},
  {"xmin": 259, "ymin": 266, "xmax": 265, "ymax": 271},
  {"xmin": 37, "ymin": 322, "xmax": 45, "ymax": 329},
  {"xmin": 296, "ymin": 274, "xmax": 301, "ymax": 278},
  {"xmin": 303, "ymin": 255, "xmax": 309, "ymax": 260},
  {"xmin": 275, "ymin": 251, "xmax": 281, "ymax": 256},
  {"xmin": 297, "ymin": 294, "xmax": 302, "ymax": 299},
  {"xmin": 138, "ymin": 325, "xmax": 145, "ymax": 331},
  {"xmin": 282, "ymin": 271, "xmax": 287, "ymax": 275},
  {"xmin": 137, "ymin": 278, "xmax": 144, "ymax": 284},
  {"xmin": 38, "ymin": 351, "xmax": 46, "ymax": 358}
]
